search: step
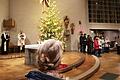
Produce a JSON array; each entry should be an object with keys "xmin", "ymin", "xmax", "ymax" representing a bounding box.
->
[
  {"xmin": 0, "ymin": 53, "xmax": 25, "ymax": 60},
  {"xmin": 62, "ymin": 54, "xmax": 100, "ymax": 80},
  {"xmin": 58, "ymin": 52, "xmax": 85, "ymax": 73}
]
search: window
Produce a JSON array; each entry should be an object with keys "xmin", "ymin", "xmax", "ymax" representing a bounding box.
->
[{"xmin": 88, "ymin": 0, "xmax": 120, "ymax": 23}]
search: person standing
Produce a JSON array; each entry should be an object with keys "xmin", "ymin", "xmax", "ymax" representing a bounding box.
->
[
  {"xmin": 94, "ymin": 36, "xmax": 101, "ymax": 57},
  {"xmin": 116, "ymin": 36, "xmax": 120, "ymax": 54},
  {"xmin": 79, "ymin": 33, "xmax": 84, "ymax": 52},
  {"xmin": 87, "ymin": 35, "xmax": 93, "ymax": 54},
  {"xmin": 17, "ymin": 31, "xmax": 26, "ymax": 52},
  {"xmin": 104, "ymin": 37, "xmax": 110, "ymax": 53},
  {"xmin": 98, "ymin": 37, "xmax": 102, "ymax": 55},
  {"xmin": 83, "ymin": 33, "xmax": 87, "ymax": 53},
  {"xmin": 100, "ymin": 36, "xmax": 105, "ymax": 53},
  {"xmin": 1, "ymin": 31, "xmax": 10, "ymax": 54}
]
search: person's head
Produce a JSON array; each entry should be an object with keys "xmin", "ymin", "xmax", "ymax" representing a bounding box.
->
[
  {"xmin": 37, "ymin": 39, "xmax": 63, "ymax": 71},
  {"xmin": 87, "ymin": 35, "xmax": 90, "ymax": 38},
  {"xmin": 94, "ymin": 36, "xmax": 99, "ymax": 40},
  {"xmin": 101, "ymin": 36, "xmax": 104, "ymax": 39},
  {"xmin": 64, "ymin": 16, "xmax": 69, "ymax": 22},
  {"xmin": 90, "ymin": 37, "xmax": 92, "ymax": 40},
  {"xmin": 84, "ymin": 33, "xmax": 86, "ymax": 37},
  {"xmin": 80, "ymin": 33, "xmax": 83, "ymax": 36},
  {"xmin": 4, "ymin": 31, "xmax": 9, "ymax": 35},
  {"xmin": 100, "ymin": 36, "xmax": 103, "ymax": 39},
  {"xmin": 79, "ymin": 20, "xmax": 81, "ymax": 25}
]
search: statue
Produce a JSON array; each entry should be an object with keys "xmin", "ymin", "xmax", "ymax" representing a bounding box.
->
[
  {"xmin": 63, "ymin": 16, "xmax": 71, "ymax": 51},
  {"xmin": 63, "ymin": 16, "xmax": 70, "ymax": 40},
  {"xmin": 70, "ymin": 23, "xmax": 75, "ymax": 34},
  {"xmin": 40, "ymin": 0, "xmax": 49, "ymax": 7},
  {"xmin": 64, "ymin": 16, "xmax": 69, "ymax": 29}
]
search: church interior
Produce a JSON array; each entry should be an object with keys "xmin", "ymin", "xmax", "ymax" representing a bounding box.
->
[{"xmin": 0, "ymin": 0, "xmax": 120, "ymax": 80}]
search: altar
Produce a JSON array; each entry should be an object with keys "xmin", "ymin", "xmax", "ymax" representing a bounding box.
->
[{"xmin": 25, "ymin": 44, "xmax": 41, "ymax": 65}]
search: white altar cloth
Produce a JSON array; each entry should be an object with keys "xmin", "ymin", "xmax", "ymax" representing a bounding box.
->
[
  {"xmin": 25, "ymin": 44, "xmax": 41, "ymax": 49},
  {"xmin": 25, "ymin": 44, "xmax": 42, "ymax": 65}
]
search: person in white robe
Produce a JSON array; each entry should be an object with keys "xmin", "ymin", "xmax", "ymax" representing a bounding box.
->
[{"xmin": 17, "ymin": 31, "xmax": 26, "ymax": 52}]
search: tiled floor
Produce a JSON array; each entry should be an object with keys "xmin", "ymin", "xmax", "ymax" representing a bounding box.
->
[
  {"xmin": 0, "ymin": 53, "xmax": 24, "ymax": 59},
  {"xmin": 0, "ymin": 52, "xmax": 81, "ymax": 80},
  {"xmin": 0, "ymin": 52, "xmax": 119, "ymax": 80},
  {"xmin": 89, "ymin": 52, "xmax": 120, "ymax": 80},
  {"xmin": 0, "ymin": 58, "xmax": 34, "ymax": 80}
]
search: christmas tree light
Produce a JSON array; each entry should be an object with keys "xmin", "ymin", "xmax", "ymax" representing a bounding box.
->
[{"xmin": 38, "ymin": 0, "xmax": 64, "ymax": 41}]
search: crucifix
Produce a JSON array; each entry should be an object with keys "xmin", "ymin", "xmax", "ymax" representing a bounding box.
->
[{"xmin": 40, "ymin": 0, "xmax": 49, "ymax": 7}]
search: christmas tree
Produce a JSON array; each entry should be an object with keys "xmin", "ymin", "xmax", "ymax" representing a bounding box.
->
[{"xmin": 38, "ymin": 0, "xmax": 64, "ymax": 41}]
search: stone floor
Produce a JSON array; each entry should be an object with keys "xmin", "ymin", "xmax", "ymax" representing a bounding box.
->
[
  {"xmin": 0, "ymin": 52, "xmax": 119, "ymax": 80},
  {"xmin": 89, "ymin": 52, "xmax": 120, "ymax": 80},
  {"xmin": 0, "ymin": 53, "xmax": 24, "ymax": 59},
  {"xmin": 0, "ymin": 58, "xmax": 34, "ymax": 80},
  {"xmin": 0, "ymin": 52, "xmax": 81, "ymax": 80}
]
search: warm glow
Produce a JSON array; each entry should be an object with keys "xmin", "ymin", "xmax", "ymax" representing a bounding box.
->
[
  {"xmin": 39, "ymin": 0, "xmax": 43, "ymax": 4},
  {"xmin": 91, "ymin": 31, "xmax": 94, "ymax": 33}
]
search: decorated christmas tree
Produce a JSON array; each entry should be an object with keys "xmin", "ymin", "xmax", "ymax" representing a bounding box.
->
[{"xmin": 38, "ymin": 0, "xmax": 63, "ymax": 41}]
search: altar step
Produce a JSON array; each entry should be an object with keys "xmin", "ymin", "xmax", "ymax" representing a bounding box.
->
[
  {"xmin": 58, "ymin": 52, "xmax": 85, "ymax": 73},
  {"xmin": 0, "ymin": 53, "xmax": 25, "ymax": 60},
  {"xmin": 60, "ymin": 52, "xmax": 100, "ymax": 80}
]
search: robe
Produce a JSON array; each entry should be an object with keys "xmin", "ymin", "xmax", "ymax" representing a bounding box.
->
[
  {"xmin": 18, "ymin": 32, "xmax": 26, "ymax": 52},
  {"xmin": 1, "ymin": 32, "xmax": 10, "ymax": 54}
]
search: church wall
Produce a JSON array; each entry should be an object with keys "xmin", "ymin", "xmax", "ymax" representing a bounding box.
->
[
  {"xmin": 88, "ymin": 23, "xmax": 120, "ymax": 41},
  {"xmin": 89, "ymin": 23, "xmax": 120, "ymax": 30},
  {"xmin": 104, "ymin": 31, "xmax": 119, "ymax": 41},
  {"xmin": 9, "ymin": 0, "xmax": 42, "ymax": 45},
  {"xmin": 0, "ymin": 0, "xmax": 9, "ymax": 44},
  {"xmin": 9, "ymin": 0, "xmax": 88, "ymax": 51},
  {"xmin": 9, "ymin": 0, "xmax": 120, "ymax": 50},
  {"xmin": 57, "ymin": 0, "xmax": 88, "ymax": 51}
]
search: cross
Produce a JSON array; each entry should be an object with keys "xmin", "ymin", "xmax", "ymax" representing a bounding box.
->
[{"xmin": 40, "ymin": 0, "xmax": 49, "ymax": 7}]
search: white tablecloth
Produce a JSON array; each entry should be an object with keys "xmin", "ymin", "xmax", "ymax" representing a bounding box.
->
[{"xmin": 25, "ymin": 44, "xmax": 41, "ymax": 49}]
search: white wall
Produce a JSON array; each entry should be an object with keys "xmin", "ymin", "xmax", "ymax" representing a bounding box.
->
[
  {"xmin": 104, "ymin": 31, "xmax": 119, "ymax": 41},
  {"xmin": 0, "ymin": 0, "xmax": 9, "ymax": 33},
  {"xmin": 10, "ymin": 0, "xmax": 88, "ymax": 51},
  {"xmin": 0, "ymin": 0, "xmax": 9, "ymax": 44},
  {"xmin": 57, "ymin": 0, "xmax": 88, "ymax": 51},
  {"xmin": 10, "ymin": 0, "xmax": 42, "ymax": 45},
  {"xmin": 89, "ymin": 23, "xmax": 120, "ymax": 41},
  {"xmin": 9, "ymin": 0, "xmax": 120, "ymax": 50},
  {"xmin": 89, "ymin": 23, "xmax": 120, "ymax": 30}
]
